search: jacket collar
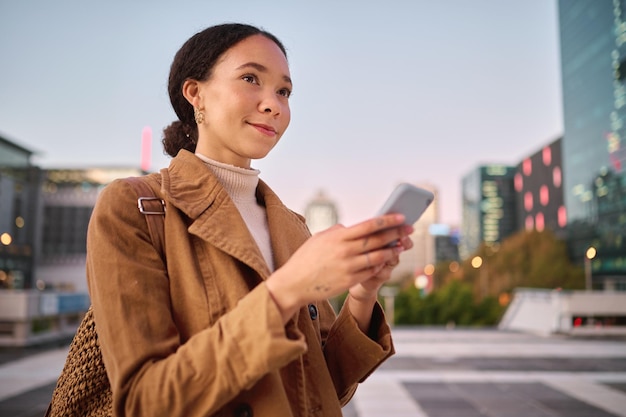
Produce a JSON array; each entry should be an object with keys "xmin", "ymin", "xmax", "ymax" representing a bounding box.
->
[
  {"xmin": 160, "ymin": 150, "xmax": 310, "ymax": 278},
  {"xmin": 258, "ymin": 181, "xmax": 311, "ymax": 270}
]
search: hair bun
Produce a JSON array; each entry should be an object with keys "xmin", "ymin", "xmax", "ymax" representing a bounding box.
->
[{"xmin": 162, "ymin": 121, "xmax": 197, "ymax": 157}]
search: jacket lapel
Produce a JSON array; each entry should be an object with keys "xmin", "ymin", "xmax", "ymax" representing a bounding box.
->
[
  {"xmin": 161, "ymin": 151, "xmax": 313, "ymax": 327},
  {"xmin": 160, "ymin": 151, "xmax": 270, "ymax": 277},
  {"xmin": 258, "ymin": 181, "xmax": 311, "ymax": 269},
  {"xmin": 258, "ymin": 180, "xmax": 311, "ymax": 326}
]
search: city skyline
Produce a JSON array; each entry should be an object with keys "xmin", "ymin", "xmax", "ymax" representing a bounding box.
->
[{"xmin": 0, "ymin": 0, "xmax": 563, "ymax": 226}]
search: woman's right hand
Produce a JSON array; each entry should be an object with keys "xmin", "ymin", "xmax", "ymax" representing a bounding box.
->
[{"xmin": 265, "ymin": 214, "xmax": 413, "ymax": 323}]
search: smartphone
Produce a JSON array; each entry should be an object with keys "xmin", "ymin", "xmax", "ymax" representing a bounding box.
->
[{"xmin": 376, "ymin": 183, "xmax": 434, "ymax": 225}]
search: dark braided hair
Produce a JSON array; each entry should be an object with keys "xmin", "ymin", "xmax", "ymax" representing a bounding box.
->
[{"xmin": 162, "ymin": 23, "xmax": 287, "ymax": 157}]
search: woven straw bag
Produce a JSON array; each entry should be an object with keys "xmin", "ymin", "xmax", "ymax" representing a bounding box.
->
[
  {"xmin": 45, "ymin": 176, "xmax": 165, "ymax": 417},
  {"xmin": 46, "ymin": 306, "xmax": 113, "ymax": 416}
]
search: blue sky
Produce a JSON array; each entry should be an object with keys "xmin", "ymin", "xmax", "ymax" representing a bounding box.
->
[{"xmin": 0, "ymin": 0, "xmax": 563, "ymax": 226}]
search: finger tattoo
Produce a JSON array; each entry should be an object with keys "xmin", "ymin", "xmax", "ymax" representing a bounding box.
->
[{"xmin": 314, "ymin": 284, "xmax": 330, "ymax": 293}]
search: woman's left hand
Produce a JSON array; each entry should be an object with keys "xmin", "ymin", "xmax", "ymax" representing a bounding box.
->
[{"xmin": 346, "ymin": 235, "xmax": 414, "ymax": 333}]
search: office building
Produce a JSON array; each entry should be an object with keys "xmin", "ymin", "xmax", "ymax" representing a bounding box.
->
[
  {"xmin": 430, "ymin": 223, "xmax": 460, "ymax": 264},
  {"xmin": 558, "ymin": 0, "xmax": 626, "ymax": 288},
  {"xmin": 304, "ymin": 190, "xmax": 339, "ymax": 235},
  {"xmin": 37, "ymin": 167, "xmax": 144, "ymax": 292},
  {"xmin": 0, "ymin": 135, "xmax": 41, "ymax": 289},
  {"xmin": 514, "ymin": 137, "xmax": 566, "ymax": 237},
  {"xmin": 460, "ymin": 165, "xmax": 517, "ymax": 259},
  {"xmin": 1, "ymin": 132, "xmax": 145, "ymax": 291}
]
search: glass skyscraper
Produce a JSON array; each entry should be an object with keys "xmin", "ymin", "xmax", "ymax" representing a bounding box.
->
[
  {"xmin": 558, "ymin": 0, "xmax": 626, "ymax": 288},
  {"xmin": 460, "ymin": 165, "xmax": 517, "ymax": 259}
]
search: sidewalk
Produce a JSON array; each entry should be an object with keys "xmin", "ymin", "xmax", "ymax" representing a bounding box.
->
[
  {"xmin": 346, "ymin": 328, "xmax": 626, "ymax": 417},
  {"xmin": 1, "ymin": 328, "xmax": 625, "ymax": 417}
]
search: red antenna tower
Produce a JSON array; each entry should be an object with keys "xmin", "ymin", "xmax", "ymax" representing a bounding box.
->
[{"xmin": 141, "ymin": 126, "xmax": 152, "ymax": 171}]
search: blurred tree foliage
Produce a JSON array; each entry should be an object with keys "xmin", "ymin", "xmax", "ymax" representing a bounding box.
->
[
  {"xmin": 468, "ymin": 229, "xmax": 584, "ymax": 294},
  {"xmin": 395, "ymin": 280, "xmax": 502, "ymax": 326},
  {"xmin": 393, "ymin": 229, "xmax": 585, "ymax": 326}
]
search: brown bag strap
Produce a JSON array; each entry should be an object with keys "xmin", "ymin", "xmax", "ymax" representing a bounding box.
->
[{"xmin": 124, "ymin": 176, "xmax": 166, "ymax": 260}]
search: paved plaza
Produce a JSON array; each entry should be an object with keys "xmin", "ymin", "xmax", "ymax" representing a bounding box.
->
[{"xmin": 1, "ymin": 328, "xmax": 625, "ymax": 417}]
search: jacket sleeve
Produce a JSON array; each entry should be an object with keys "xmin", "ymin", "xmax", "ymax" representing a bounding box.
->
[
  {"xmin": 86, "ymin": 179, "xmax": 307, "ymax": 417},
  {"xmin": 318, "ymin": 298, "xmax": 395, "ymax": 405}
]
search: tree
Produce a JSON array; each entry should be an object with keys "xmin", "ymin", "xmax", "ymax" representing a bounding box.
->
[
  {"xmin": 393, "ymin": 229, "xmax": 584, "ymax": 326},
  {"xmin": 488, "ymin": 229, "xmax": 584, "ymax": 292},
  {"xmin": 394, "ymin": 280, "xmax": 503, "ymax": 326}
]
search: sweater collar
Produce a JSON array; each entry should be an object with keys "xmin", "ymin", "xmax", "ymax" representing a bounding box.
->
[{"xmin": 195, "ymin": 152, "xmax": 260, "ymax": 203}]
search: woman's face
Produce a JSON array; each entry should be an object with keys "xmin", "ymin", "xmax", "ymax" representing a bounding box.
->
[{"xmin": 191, "ymin": 34, "xmax": 292, "ymax": 168}]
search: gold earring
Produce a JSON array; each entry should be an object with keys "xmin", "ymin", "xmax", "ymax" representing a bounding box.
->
[{"xmin": 194, "ymin": 107, "xmax": 205, "ymax": 124}]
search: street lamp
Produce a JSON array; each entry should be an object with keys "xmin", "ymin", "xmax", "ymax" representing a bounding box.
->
[
  {"xmin": 0, "ymin": 233, "xmax": 12, "ymax": 245},
  {"xmin": 584, "ymin": 246, "xmax": 597, "ymax": 291},
  {"xmin": 471, "ymin": 256, "xmax": 488, "ymax": 298},
  {"xmin": 379, "ymin": 286, "xmax": 398, "ymax": 326},
  {"xmin": 414, "ymin": 274, "xmax": 429, "ymax": 291}
]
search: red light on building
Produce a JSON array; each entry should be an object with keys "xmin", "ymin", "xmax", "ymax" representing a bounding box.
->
[
  {"xmin": 514, "ymin": 173, "xmax": 523, "ymax": 192},
  {"xmin": 525, "ymin": 215, "xmax": 534, "ymax": 230},
  {"xmin": 524, "ymin": 191, "xmax": 533, "ymax": 211},
  {"xmin": 553, "ymin": 166, "xmax": 562, "ymax": 188},
  {"xmin": 535, "ymin": 212, "xmax": 545, "ymax": 231},
  {"xmin": 523, "ymin": 158, "xmax": 532, "ymax": 176},
  {"xmin": 540, "ymin": 185, "xmax": 549, "ymax": 206},
  {"xmin": 558, "ymin": 206, "xmax": 567, "ymax": 228},
  {"xmin": 542, "ymin": 146, "xmax": 552, "ymax": 166}
]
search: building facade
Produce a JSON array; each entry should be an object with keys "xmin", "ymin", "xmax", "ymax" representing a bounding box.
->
[
  {"xmin": 430, "ymin": 223, "xmax": 460, "ymax": 264},
  {"xmin": 460, "ymin": 165, "xmax": 517, "ymax": 259},
  {"xmin": 36, "ymin": 168, "xmax": 144, "ymax": 292},
  {"xmin": 514, "ymin": 138, "xmax": 566, "ymax": 238},
  {"xmin": 0, "ymin": 135, "xmax": 41, "ymax": 289},
  {"xmin": 1, "ymin": 133, "xmax": 145, "ymax": 291},
  {"xmin": 303, "ymin": 190, "xmax": 339, "ymax": 235},
  {"xmin": 558, "ymin": 0, "xmax": 626, "ymax": 288}
]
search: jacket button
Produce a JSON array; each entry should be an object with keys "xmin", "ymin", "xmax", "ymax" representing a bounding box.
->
[
  {"xmin": 308, "ymin": 304, "xmax": 318, "ymax": 320},
  {"xmin": 233, "ymin": 403, "xmax": 253, "ymax": 417}
]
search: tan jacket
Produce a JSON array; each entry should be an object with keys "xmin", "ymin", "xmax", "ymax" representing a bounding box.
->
[{"xmin": 86, "ymin": 150, "xmax": 394, "ymax": 417}]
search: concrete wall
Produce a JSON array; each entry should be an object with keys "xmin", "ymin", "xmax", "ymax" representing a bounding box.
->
[{"xmin": 499, "ymin": 288, "xmax": 626, "ymax": 335}]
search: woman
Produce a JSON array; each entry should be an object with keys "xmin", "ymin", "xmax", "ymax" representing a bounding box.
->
[{"xmin": 87, "ymin": 23, "xmax": 413, "ymax": 417}]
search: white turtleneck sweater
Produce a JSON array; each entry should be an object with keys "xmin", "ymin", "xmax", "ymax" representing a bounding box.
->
[{"xmin": 195, "ymin": 153, "xmax": 274, "ymax": 271}]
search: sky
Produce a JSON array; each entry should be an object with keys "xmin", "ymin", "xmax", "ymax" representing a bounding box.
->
[{"xmin": 0, "ymin": 0, "xmax": 563, "ymax": 227}]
